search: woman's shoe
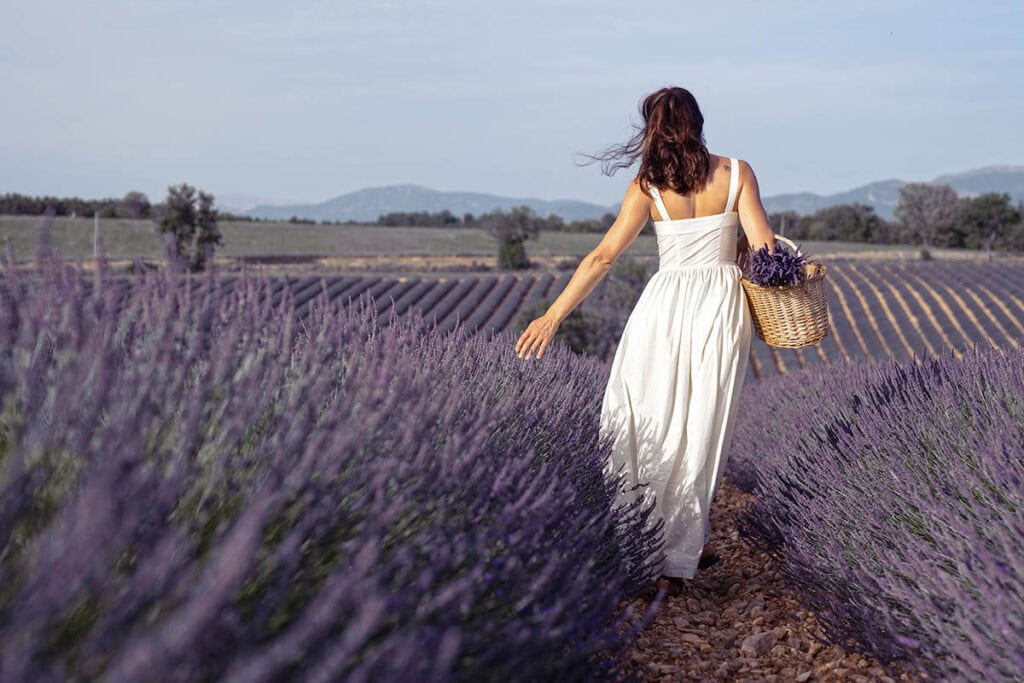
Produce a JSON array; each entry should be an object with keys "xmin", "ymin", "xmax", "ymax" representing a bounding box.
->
[
  {"xmin": 698, "ymin": 551, "xmax": 721, "ymax": 570},
  {"xmin": 655, "ymin": 575, "xmax": 686, "ymax": 596}
]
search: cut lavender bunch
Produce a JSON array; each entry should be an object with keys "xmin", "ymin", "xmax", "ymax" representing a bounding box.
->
[{"xmin": 745, "ymin": 240, "xmax": 810, "ymax": 287}]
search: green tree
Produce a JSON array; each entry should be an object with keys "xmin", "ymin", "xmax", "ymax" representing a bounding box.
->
[
  {"xmin": 1001, "ymin": 201, "xmax": 1024, "ymax": 252},
  {"xmin": 119, "ymin": 191, "xmax": 151, "ymax": 219},
  {"xmin": 156, "ymin": 183, "xmax": 224, "ymax": 272},
  {"xmin": 481, "ymin": 205, "xmax": 541, "ymax": 269},
  {"xmin": 803, "ymin": 203, "xmax": 885, "ymax": 242},
  {"xmin": 955, "ymin": 192, "xmax": 1021, "ymax": 257},
  {"xmin": 894, "ymin": 183, "xmax": 959, "ymax": 249},
  {"xmin": 769, "ymin": 211, "xmax": 805, "ymax": 239}
]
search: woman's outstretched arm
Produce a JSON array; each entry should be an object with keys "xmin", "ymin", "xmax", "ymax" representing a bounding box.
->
[
  {"xmin": 514, "ymin": 179, "xmax": 651, "ymax": 360},
  {"xmin": 735, "ymin": 159, "xmax": 778, "ymax": 256}
]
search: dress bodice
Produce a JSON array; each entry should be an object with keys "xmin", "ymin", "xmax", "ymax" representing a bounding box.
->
[
  {"xmin": 648, "ymin": 156, "xmax": 740, "ymax": 272},
  {"xmin": 653, "ymin": 212, "xmax": 739, "ymax": 270}
]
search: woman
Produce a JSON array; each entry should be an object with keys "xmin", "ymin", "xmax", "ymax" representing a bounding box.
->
[{"xmin": 514, "ymin": 86, "xmax": 776, "ymax": 596}]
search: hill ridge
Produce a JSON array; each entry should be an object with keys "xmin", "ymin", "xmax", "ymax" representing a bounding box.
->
[{"xmin": 234, "ymin": 165, "xmax": 1024, "ymax": 222}]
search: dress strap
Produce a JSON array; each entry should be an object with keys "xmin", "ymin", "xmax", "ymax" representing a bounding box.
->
[
  {"xmin": 649, "ymin": 185, "xmax": 671, "ymax": 221},
  {"xmin": 724, "ymin": 157, "xmax": 739, "ymax": 213}
]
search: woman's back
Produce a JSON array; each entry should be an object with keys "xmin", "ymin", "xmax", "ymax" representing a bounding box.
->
[{"xmin": 646, "ymin": 154, "xmax": 738, "ymax": 223}]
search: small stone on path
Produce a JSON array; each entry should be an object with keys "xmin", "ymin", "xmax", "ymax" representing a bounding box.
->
[{"xmin": 741, "ymin": 632, "xmax": 777, "ymax": 657}]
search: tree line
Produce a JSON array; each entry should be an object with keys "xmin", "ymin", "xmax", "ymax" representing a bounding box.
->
[
  {"xmin": 0, "ymin": 193, "xmax": 622, "ymax": 232},
  {"xmin": 375, "ymin": 208, "xmax": 620, "ymax": 233},
  {"xmin": 0, "ymin": 191, "xmax": 156, "ymax": 219},
  {"xmin": 769, "ymin": 183, "xmax": 1024, "ymax": 255},
  {"xmin": 4, "ymin": 183, "xmax": 1022, "ymax": 259},
  {"xmin": 373, "ymin": 188, "xmax": 1024, "ymax": 256}
]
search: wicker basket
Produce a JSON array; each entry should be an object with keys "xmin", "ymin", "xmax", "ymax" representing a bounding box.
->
[{"xmin": 738, "ymin": 234, "xmax": 830, "ymax": 349}]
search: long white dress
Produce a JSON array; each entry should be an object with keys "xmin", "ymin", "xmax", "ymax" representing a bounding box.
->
[{"xmin": 599, "ymin": 157, "xmax": 753, "ymax": 579}]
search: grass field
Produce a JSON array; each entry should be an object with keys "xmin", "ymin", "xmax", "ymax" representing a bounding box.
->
[{"xmin": 0, "ymin": 214, "xmax": 999, "ymax": 262}]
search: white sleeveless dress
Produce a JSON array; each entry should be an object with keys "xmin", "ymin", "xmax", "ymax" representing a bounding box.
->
[{"xmin": 599, "ymin": 158, "xmax": 753, "ymax": 579}]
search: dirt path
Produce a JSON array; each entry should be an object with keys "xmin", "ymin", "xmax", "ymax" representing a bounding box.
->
[{"xmin": 618, "ymin": 477, "xmax": 927, "ymax": 682}]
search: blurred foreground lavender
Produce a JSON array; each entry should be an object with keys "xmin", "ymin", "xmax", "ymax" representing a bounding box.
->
[
  {"xmin": 727, "ymin": 345, "xmax": 1024, "ymax": 681},
  {"xmin": 0, "ymin": 248, "xmax": 663, "ymax": 681}
]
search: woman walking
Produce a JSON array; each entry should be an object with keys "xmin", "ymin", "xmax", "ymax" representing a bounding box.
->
[{"xmin": 514, "ymin": 86, "xmax": 776, "ymax": 595}]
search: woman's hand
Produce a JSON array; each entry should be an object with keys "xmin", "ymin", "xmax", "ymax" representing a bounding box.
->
[{"xmin": 515, "ymin": 313, "xmax": 561, "ymax": 360}]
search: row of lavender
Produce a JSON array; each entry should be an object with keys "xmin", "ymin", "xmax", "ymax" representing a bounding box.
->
[
  {"xmin": 0, "ymin": 253, "xmax": 664, "ymax": 681},
  {"xmin": 725, "ymin": 343, "xmax": 1024, "ymax": 680},
  {"xmin": 13, "ymin": 257, "xmax": 1024, "ymax": 387}
]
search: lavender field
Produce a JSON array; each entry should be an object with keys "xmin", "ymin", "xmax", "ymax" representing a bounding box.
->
[
  {"xmin": 726, "ymin": 346, "xmax": 1024, "ymax": 681},
  {"xmin": 41, "ymin": 257, "xmax": 1024, "ymax": 386},
  {"xmin": 2, "ymin": 238, "xmax": 1023, "ymax": 680},
  {"xmin": 0, "ymin": 252, "xmax": 664, "ymax": 681}
]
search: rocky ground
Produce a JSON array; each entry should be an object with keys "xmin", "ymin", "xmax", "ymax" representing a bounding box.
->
[{"xmin": 616, "ymin": 477, "xmax": 929, "ymax": 683}]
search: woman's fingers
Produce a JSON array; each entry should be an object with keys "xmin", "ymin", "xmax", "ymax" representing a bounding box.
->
[
  {"xmin": 536, "ymin": 335, "xmax": 550, "ymax": 360},
  {"xmin": 515, "ymin": 324, "xmax": 536, "ymax": 355},
  {"xmin": 523, "ymin": 332, "xmax": 541, "ymax": 359},
  {"xmin": 517, "ymin": 328, "xmax": 540, "ymax": 359},
  {"xmin": 516, "ymin": 325, "xmax": 535, "ymax": 358},
  {"xmin": 515, "ymin": 317, "xmax": 556, "ymax": 359}
]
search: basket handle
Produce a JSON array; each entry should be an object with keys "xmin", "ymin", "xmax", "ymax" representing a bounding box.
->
[
  {"xmin": 737, "ymin": 233, "xmax": 801, "ymax": 256},
  {"xmin": 773, "ymin": 234, "xmax": 800, "ymax": 256},
  {"xmin": 736, "ymin": 233, "xmax": 802, "ymax": 271}
]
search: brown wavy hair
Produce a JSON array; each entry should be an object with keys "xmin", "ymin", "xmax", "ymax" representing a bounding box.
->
[{"xmin": 579, "ymin": 86, "xmax": 711, "ymax": 196}]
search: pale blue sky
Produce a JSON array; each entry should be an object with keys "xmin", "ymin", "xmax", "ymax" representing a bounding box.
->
[{"xmin": 1, "ymin": 0, "xmax": 1021, "ymax": 207}]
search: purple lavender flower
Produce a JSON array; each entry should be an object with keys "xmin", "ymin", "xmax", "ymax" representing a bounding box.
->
[
  {"xmin": 727, "ymin": 345, "xmax": 1024, "ymax": 682},
  {"xmin": 745, "ymin": 241, "xmax": 810, "ymax": 287},
  {"xmin": 0, "ymin": 237, "xmax": 662, "ymax": 682}
]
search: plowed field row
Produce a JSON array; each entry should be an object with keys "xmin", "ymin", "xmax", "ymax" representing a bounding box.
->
[
  {"xmin": 284, "ymin": 260, "xmax": 1024, "ymax": 383},
  {"xmin": 10, "ymin": 260, "xmax": 1023, "ymax": 384}
]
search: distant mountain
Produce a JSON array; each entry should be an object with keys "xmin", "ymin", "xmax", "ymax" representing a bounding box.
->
[
  {"xmin": 763, "ymin": 179, "xmax": 905, "ymax": 219},
  {"xmin": 242, "ymin": 184, "xmax": 615, "ymax": 222},
  {"xmin": 239, "ymin": 166, "xmax": 1024, "ymax": 223},
  {"xmin": 931, "ymin": 165, "xmax": 1024, "ymax": 199},
  {"xmin": 218, "ymin": 192, "xmax": 295, "ymax": 214},
  {"xmin": 763, "ymin": 166, "xmax": 1024, "ymax": 219}
]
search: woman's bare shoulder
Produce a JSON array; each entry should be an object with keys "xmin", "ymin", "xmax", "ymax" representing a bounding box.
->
[
  {"xmin": 709, "ymin": 154, "xmax": 746, "ymax": 172},
  {"xmin": 735, "ymin": 159, "xmax": 760, "ymax": 189},
  {"xmin": 627, "ymin": 176, "xmax": 655, "ymax": 197},
  {"xmin": 709, "ymin": 153, "xmax": 740, "ymax": 180},
  {"xmin": 731, "ymin": 157, "xmax": 754, "ymax": 174}
]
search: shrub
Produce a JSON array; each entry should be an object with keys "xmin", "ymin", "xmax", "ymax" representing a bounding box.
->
[
  {"xmin": 726, "ymin": 347, "xmax": 1024, "ymax": 681},
  {"xmin": 154, "ymin": 182, "xmax": 223, "ymax": 273},
  {"xmin": 0, "ymin": 251, "xmax": 662, "ymax": 681},
  {"xmin": 498, "ymin": 236, "xmax": 529, "ymax": 269}
]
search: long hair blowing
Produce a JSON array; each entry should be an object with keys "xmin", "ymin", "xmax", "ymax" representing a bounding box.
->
[{"xmin": 580, "ymin": 86, "xmax": 711, "ymax": 196}]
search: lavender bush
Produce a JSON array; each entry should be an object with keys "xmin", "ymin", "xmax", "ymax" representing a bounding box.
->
[
  {"xmin": 0, "ymin": 247, "xmax": 662, "ymax": 681},
  {"xmin": 726, "ymin": 347, "xmax": 1024, "ymax": 681},
  {"xmin": 744, "ymin": 241, "xmax": 809, "ymax": 287}
]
